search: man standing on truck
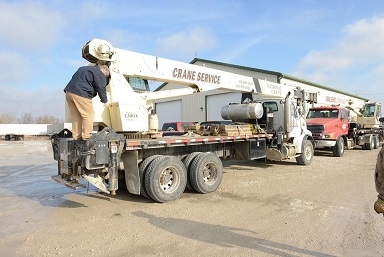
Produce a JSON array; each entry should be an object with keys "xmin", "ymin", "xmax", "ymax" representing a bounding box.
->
[
  {"xmin": 374, "ymin": 145, "xmax": 384, "ymax": 214},
  {"xmin": 64, "ymin": 64, "xmax": 110, "ymax": 140}
]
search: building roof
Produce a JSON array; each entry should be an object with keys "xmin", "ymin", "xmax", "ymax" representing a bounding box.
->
[{"xmin": 154, "ymin": 58, "xmax": 369, "ymax": 102}]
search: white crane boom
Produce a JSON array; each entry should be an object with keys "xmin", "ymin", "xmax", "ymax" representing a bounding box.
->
[{"xmin": 76, "ymin": 38, "xmax": 298, "ymax": 132}]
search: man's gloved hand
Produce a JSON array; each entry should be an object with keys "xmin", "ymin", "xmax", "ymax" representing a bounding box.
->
[{"xmin": 374, "ymin": 198, "xmax": 384, "ymax": 214}]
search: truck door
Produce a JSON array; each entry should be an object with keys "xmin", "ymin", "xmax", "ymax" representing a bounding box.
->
[
  {"xmin": 340, "ymin": 108, "xmax": 349, "ymax": 134},
  {"xmin": 262, "ymin": 101, "xmax": 280, "ymax": 130}
]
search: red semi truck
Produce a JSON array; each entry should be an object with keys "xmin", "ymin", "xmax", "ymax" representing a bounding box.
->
[{"xmin": 306, "ymin": 103, "xmax": 383, "ymax": 157}]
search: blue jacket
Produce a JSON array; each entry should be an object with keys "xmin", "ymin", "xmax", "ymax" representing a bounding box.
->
[{"xmin": 64, "ymin": 65, "xmax": 108, "ymax": 103}]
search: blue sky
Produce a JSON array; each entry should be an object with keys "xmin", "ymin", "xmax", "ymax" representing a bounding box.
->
[{"xmin": 1, "ymin": 0, "xmax": 384, "ymax": 119}]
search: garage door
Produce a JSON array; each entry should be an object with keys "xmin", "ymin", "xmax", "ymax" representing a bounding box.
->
[
  {"xmin": 155, "ymin": 100, "xmax": 182, "ymax": 130},
  {"xmin": 206, "ymin": 92, "xmax": 241, "ymax": 121}
]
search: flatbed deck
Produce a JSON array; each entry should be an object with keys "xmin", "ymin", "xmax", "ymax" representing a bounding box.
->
[{"xmin": 124, "ymin": 133, "xmax": 273, "ymax": 150}]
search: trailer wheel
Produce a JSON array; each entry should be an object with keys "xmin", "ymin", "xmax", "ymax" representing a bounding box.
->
[
  {"xmin": 144, "ymin": 156, "xmax": 187, "ymax": 203},
  {"xmin": 296, "ymin": 139, "xmax": 314, "ymax": 165},
  {"xmin": 182, "ymin": 152, "xmax": 201, "ymax": 191},
  {"xmin": 139, "ymin": 155, "xmax": 161, "ymax": 199},
  {"xmin": 332, "ymin": 136, "xmax": 344, "ymax": 157},
  {"xmin": 189, "ymin": 153, "xmax": 223, "ymax": 194}
]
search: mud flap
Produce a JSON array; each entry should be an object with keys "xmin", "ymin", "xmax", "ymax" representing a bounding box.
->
[{"xmin": 121, "ymin": 150, "xmax": 140, "ymax": 195}]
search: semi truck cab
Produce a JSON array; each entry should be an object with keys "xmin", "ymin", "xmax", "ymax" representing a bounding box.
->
[{"xmin": 306, "ymin": 106, "xmax": 349, "ymax": 157}]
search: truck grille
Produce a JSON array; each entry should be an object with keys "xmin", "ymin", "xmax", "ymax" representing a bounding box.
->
[{"xmin": 307, "ymin": 124, "xmax": 324, "ymax": 134}]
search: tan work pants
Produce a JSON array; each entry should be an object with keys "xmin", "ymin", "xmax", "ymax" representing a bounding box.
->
[{"xmin": 65, "ymin": 92, "xmax": 94, "ymax": 140}]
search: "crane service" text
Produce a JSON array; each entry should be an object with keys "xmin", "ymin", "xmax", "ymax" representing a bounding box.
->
[{"xmin": 172, "ymin": 68, "xmax": 221, "ymax": 85}]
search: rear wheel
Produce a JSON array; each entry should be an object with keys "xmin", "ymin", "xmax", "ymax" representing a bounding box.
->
[
  {"xmin": 144, "ymin": 156, "xmax": 187, "ymax": 203},
  {"xmin": 189, "ymin": 153, "xmax": 223, "ymax": 193},
  {"xmin": 332, "ymin": 136, "xmax": 344, "ymax": 157},
  {"xmin": 296, "ymin": 139, "xmax": 314, "ymax": 165},
  {"xmin": 139, "ymin": 155, "xmax": 161, "ymax": 199},
  {"xmin": 182, "ymin": 152, "xmax": 201, "ymax": 191}
]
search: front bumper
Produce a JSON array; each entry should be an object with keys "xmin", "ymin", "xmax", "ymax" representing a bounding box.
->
[{"xmin": 314, "ymin": 139, "xmax": 337, "ymax": 148}]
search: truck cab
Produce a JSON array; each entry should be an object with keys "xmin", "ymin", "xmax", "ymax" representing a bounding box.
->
[{"xmin": 306, "ymin": 106, "xmax": 349, "ymax": 157}]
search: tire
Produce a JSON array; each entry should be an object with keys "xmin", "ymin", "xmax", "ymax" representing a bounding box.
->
[
  {"xmin": 57, "ymin": 160, "xmax": 61, "ymax": 176},
  {"xmin": 182, "ymin": 152, "xmax": 201, "ymax": 191},
  {"xmin": 144, "ymin": 156, "xmax": 187, "ymax": 203},
  {"xmin": 365, "ymin": 136, "xmax": 374, "ymax": 150},
  {"xmin": 139, "ymin": 155, "xmax": 161, "ymax": 199},
  {"xmin": 189, "ymin": 153, "xmax": 223, "ymax": 194},
  {"xmin": 296, "ymin": 139, "xmax": 314, "ymax": 165},
  {"xmin": 374, "ymin": 136, "xmax": 379, "ymax": 149},
  {"xmin": 332, "ymin": 136, "xmax": 344, "ymax": 157}
]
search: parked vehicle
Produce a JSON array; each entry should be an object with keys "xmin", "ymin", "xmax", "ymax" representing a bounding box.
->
[
  {"xmin": 51, "ymin": 38, "xmax": 315, "ymax": 203},
  {"xmin": 306, "ymin": 103, "xmax": 383, "ymax": 157},
  {"xmin": 4, "ymin": 134, "xmax": 24, "ymax": 141}
]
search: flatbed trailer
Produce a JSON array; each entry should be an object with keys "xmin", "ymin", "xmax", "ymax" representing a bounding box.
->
[{"xmin": 51, "ymin": 128, "xmax": 274, "ymax": 202}]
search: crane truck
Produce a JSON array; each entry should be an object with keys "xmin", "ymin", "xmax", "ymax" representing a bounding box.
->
[
  {"xmin": 305, "ymin": 93, "xmax": 383, "ymax": 157},
  {"xmin": 51, "ymin": 38, "xmax": 315, "ymax": 203}
]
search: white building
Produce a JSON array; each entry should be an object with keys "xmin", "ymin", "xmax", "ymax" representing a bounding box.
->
[{"xmin": 0, "ymin": 124, "xmax": 50, "ymax": 136}]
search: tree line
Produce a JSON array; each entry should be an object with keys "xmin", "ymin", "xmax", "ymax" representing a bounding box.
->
[{"xmin": 0, "ymin": 113, "xmax": 63, "ymax": 124}]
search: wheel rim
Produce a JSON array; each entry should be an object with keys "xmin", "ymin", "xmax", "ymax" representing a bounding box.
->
[
  {"xmin": 305, "ymin": 145, "xmax": 312, "ymax": 160},
  {"xmin": 159, "ymin": 167, "xmax": 180, "ymax": 192},
  {"xmin": 202, "ymin": 163, "xmax": 218, "ymax": 184}
]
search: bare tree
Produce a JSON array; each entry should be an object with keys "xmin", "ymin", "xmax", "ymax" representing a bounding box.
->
[
  {"xmin": 0, "ymin": 113, "xmax": 16, "ymax": 124},
  {"xmin": 35, "ymin": 115, "xmax": 62, "ymax": 124},
  {"xmin": 18, "ymin": 113, "xmax": 34, "ymax": 124},
  {"xmin": 0, "ymin": 112, "xmax": 62, "ymax": 124}
]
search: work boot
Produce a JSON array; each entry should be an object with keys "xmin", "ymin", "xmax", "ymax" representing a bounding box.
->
[{"xmin": 374, "ymin": 198, "xmax": 384, "ymax": 214}]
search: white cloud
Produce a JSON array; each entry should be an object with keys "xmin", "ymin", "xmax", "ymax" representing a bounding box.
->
[
  {"xmin": 156, "ymin": 27, "xmax": 217, "ymax": 60},
  {"xmin": 0, "ymin": 83, "xmax": 64, "ymax": 119},
  {"xmin": 0, "ymin": 52, "xmax": 30, "ymax": 84},
  {"xmin": 0, "ymin": 2, "xmax": 66, "ymax": 51},
  {"xmin": 342, "ymin": 16, "xmax": 384, "ymax": 59},
  {"xmin": 293, "ymin": 16, "xmax": 384, "ymax": 87}
]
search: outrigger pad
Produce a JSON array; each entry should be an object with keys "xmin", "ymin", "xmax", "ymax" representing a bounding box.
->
[
  {"xmin": 82, "ymin": 174, "xmax": 110, "ymax": 194},
  {"xmin": 51, "ymin": 175, "xmax": 86, "ymax": 190}
]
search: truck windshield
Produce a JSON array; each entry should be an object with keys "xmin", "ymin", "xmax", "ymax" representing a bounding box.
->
[
  {"xmin": 362, "ymin": 103, "xmax": 376, "ymax": 117},
  {"xmin": 307, "ymin": 109, "xmax": 338, "ymax": 119}
]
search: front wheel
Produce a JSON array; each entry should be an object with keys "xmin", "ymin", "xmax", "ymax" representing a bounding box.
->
[
  {"xmin": 332, "ymin": 136, "xmax": 344, "ymax": 157},
  {"xmin": 296, "ymin": 139, "xmax": 314, "ymax": 165},
  {"xmin": 374, "ymin": 136, "xmax": 379, "ymax": 149},
  {"xmin": 365, "ymin": 136, "xmax": 374, "ymax": 150}
]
